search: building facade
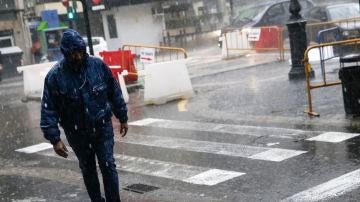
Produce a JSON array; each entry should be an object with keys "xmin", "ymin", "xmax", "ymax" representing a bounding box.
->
[
  {"xmin": 0, "ymin": 0, "xmax": 33, "ymax": 65},
  {"xmin": 101, "ymin": 0, "xmax": 228, "ymax": 49}
]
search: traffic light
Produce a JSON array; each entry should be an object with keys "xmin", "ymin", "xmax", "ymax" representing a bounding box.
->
[
  {"xmin": 67, "ymin": 7, "xmax": 76, "ymax": 20},
  {"xmin": 61, "ymin": 0, "xmax": 76, "ymax": 20}
]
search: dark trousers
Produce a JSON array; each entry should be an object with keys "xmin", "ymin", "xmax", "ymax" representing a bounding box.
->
[{"xmin": 66, "ymin": 126, "xmax": 120, "ymax": 202}]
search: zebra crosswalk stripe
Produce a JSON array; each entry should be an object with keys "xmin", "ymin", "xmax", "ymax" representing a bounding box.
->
[
  {"xmin": 16, "ymin": 143, "xmax": 245, "ymax": 186},
  {"xmin": 120, "ymin": 135, "xmax": 307, "ymax": 162},
  {"xmin": 15, "ymin": 143, "xmax": 53, "ymax": 154},
  {"xmin": 129, "ymin": 118, "xmax": 310, "ymax": 139},
  {"xmin": 130, "ymin": 118, "xmax": 360, "ymax": 143},
  {"xmin": 281, "ymin": 169, "xmax": 360, "ymax": 202},
  {"xmin": 306, "ymin": 132, "xmax": 360, "ymax": 143}
]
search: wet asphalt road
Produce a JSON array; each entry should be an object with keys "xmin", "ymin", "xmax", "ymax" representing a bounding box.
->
[{"xmin": 1, "ymin": 56, "xmax": 360, "ymax": 202}]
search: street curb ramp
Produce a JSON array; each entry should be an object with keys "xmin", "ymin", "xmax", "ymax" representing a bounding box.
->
[{"xmin": 144, "ymin": 59, "xmax": 193, "ymax": 105}]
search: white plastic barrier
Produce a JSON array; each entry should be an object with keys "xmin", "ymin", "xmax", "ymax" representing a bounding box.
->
[
  {"xmin": 308, "ymin": 46, "xmax": 334, "ymax": 63},
  {"xmin": 17, "ymin": 62, "xmax": 56, "ymax": 98},
  {"xmin": 289, "ymin": 46, "xmax": 335, "ymax": 65},
  {"xmin": 108, "ymin": 66, "xmax": 130, "ymax": 104},
  {"xmin": 144, "ymin": 59, "xmax": 193, "ymax": 105},
  {"xmin": 18, "ymin": 62, "xmax": 130, "ymax": 102},
  {"xmin": 119, "ymin": 70, "xmax": 129, "ymax": 103}
]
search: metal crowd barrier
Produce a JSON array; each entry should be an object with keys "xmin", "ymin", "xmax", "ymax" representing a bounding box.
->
[
  {"xmin": 303, "ymin": 38, "xmax": 360, "ymax": 116},
  {"xmin": 222, "ymin": 26, "xmax": 285, "ymax": 61},
  {"xmin": 121, "ymin": 44, "xmax": 188, "ymax": 75},
  {"xmin": 222, "ymin": 16, "xmax": 360, "ymax": 62},
  {"xmin": 306, "ymin": 16, "xmax": 360, "ymax": 43}
]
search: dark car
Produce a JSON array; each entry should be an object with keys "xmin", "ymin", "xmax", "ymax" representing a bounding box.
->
[
  {"xmin": 219, "ymin": 0, "xmax": 315, "ymax": 47},
  {"xmin": 305, "ymin": 3, "xmax": 360, "ymax": 43}
]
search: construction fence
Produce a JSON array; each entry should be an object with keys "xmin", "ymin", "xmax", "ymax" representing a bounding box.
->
[
  {"xmin": 100, "ymin": 44, "xmax": 187, "ymax": 84},
  {"xmin": 221, "ymin": 16, "xmax": 360, "ymax": 61},
  {"xmin": 304, "ymin": 38, "xmax": 360, "ymax": 116}
]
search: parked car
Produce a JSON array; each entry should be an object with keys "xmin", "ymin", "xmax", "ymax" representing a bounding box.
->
[
  {"xmin": 219, "ymin": 0, "xmax": 315, "ymax": 47},
  {"xmin": 83, "ymin": 36, "xmax": 108, "ymax": 58},
  {"xmin": 304, "ymin": 3, "xmax": 360, "ymax": 42}
]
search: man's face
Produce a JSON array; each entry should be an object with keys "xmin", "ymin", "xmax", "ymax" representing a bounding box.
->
[{"xmin": 68, "ymin": 50, "xmax": 85, "ymax": 68}]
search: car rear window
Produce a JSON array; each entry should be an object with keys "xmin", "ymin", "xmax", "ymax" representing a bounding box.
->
[
  {"xmin": 233, "ymin": 5, "xmax": 267, "ymax": 24},
  {"xmin": 328, "ymin": 4, "xmax": 360, "ymax": 21}
]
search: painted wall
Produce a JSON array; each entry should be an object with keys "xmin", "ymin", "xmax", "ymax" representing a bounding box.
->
[
  {"xmin": 102, "ymin": 3, "xmax": 164, "ymax": 50},
  {"xmin": 0, "ymin": 0, "xmax": 32, "ymax": 66}
]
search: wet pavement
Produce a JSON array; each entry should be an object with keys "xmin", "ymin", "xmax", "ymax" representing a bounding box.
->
[{"xmin": 1, "ymin": 51, "xmax": 360, "ymax": 202}]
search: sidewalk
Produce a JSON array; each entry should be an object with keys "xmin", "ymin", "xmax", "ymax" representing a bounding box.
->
[
  {"xmin": 186, "ymin": 57, "xmax": 360, "ymax": 132},
  {"xmin": 187, "ymin": 52, "xmax": 284, "ymax": 78}
]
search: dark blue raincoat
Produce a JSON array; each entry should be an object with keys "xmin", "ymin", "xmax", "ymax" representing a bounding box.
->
[{"xmin": 40, "ymin": 30, "xmax": 128, "ymax": 145}]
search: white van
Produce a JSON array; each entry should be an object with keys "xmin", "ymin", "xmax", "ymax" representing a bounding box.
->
[{"xmin": 83, "ymin": 36, "xmax": 108, "ymax": 58}]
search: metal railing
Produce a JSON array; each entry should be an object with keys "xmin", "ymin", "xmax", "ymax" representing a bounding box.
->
[
  {"xmin": 304, "ymin": 38, "xmax": 360, "ymax": 116},
  {"xmin": 121, "ymin": 44, "xmax": 188, "ymax": 75},
  {"xmin": 222, "ymin": 26, "xmax": 285, "ymax": 61},
  {"xmin": 306, "ymin": 16, "xmax": 360, "ymax": 43},
  {"xmin": 222, "ymin": 16, "xmax": 360, "ymax": 62}
]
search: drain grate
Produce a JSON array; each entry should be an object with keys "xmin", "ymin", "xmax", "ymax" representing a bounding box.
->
[{"xmin": 123, "ymin": 183, "xmax": 160, "ymax": 194}]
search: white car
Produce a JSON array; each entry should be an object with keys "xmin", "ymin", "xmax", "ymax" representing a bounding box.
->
[{"xmin": 83, "ymin": 36, "xmax": 108, "ymax": 58}]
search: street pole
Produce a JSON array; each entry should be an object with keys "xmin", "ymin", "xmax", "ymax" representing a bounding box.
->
[
  {"xmin": 286, "ymin": 0, "xmax": 313, "ymax": 80},
  {"xmin": 72, "ymin": 0, "xmax": 77, "ymax": 30},
  {"xmin": 69, "ymin": 19, "xmax": 74, "ymax": 29},
  {"xmin": 80, "ymin": 0, "xmax": 94, "ymax": 56},
  {"xmin": 229, "ymin": 0, "xmax": 233, "ymax": 20}
]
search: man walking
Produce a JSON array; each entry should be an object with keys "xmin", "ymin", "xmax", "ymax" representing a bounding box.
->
[{"xmin": 40, "ymin": 29, "xmax": 128, "ymax": 202}]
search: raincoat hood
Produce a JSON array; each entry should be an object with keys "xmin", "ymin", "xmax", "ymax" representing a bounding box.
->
[{"xmin": 60, "ymin": 29, "xmax": 86, "ymax": 57}]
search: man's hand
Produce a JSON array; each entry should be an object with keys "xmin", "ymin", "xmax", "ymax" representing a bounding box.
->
[
  {"xmin": 120, "ymin": 122, "xmax": 128, "ymax": 137},
  {"xmin": 53, "ymin": 140, "xmax": 68, "ymax": 158}
]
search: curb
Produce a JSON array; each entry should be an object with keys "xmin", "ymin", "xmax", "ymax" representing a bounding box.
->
[{"xmin": 190, "ymin": 60, "xmax": 283, "ymax": 79}]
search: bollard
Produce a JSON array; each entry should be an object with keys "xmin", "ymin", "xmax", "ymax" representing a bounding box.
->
[{"xmin": 287, "ymin": 0, "xmax": 314, "ymax": 79}]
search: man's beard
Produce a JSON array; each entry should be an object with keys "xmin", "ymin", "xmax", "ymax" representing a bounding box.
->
[{"xmin": 67, "ymin": 57, "xmax": 86, "ymax": 72}]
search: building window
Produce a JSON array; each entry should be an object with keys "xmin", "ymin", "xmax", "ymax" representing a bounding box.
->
[
  {"xmin": 0, "ymin": 0, "xmax": 15, "ymax": 10},
  {"xmin": 0, "ymin": 36, "xmax": 13, "ymax": 48},
  {"xmin": 107, "ymin": 15, "xmax": 118, "ymax": 39}
]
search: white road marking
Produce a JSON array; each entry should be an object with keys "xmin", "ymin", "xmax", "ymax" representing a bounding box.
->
[
  {"xmin": 17, "ymin": 145, "xmax": 245, "ymax": 186},
  {"xmin": 0, "ymin": 81, "xmax": 23, "ymax": 88},
  {"xmin": 183, "ymin": 169, "xmax": 245, "ymax": 186},
  {"xmin": 306, "ymin": 132, "xmax": 360, "ymax": 143},
  {"xmin": 130, "ymin": 118, "xmax": 160, "ymax": 126},
  {"xmin": 281, "ymin": 169, "xmax": 360, "ymax": 202},
  {"xmin": 266, "ymin": 142, "xmax": 280, "ymax": 146},
  {"xmin": 121, "ymin": 135, "xmax": 307, "ymax": 162},
  {"xmin": 129, "ymin": 118, "xmax": 307, "ymax": 139},
  {"xmin": 131, "ymin": 118, "xmax": 360, "ymax": 144},
  {"xmin": 15, "ymin": 143, "xmax": 53, "ymax": 154},
  {"xmin": 248, "ymin": 148, "xmax": 307, "ymax": 162},
  {"xmin": 114, "ymin": 154, "xmax": 210, "ymax": 182}
]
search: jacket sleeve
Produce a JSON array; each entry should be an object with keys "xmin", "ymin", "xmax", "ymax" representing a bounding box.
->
[
  {"xmin": 103, "ymin": 62, "xmax": 128, "ymax": 123},
  {"xmin": 40, "ymin": 73, "xmax": 61, "ymax": 145}
]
